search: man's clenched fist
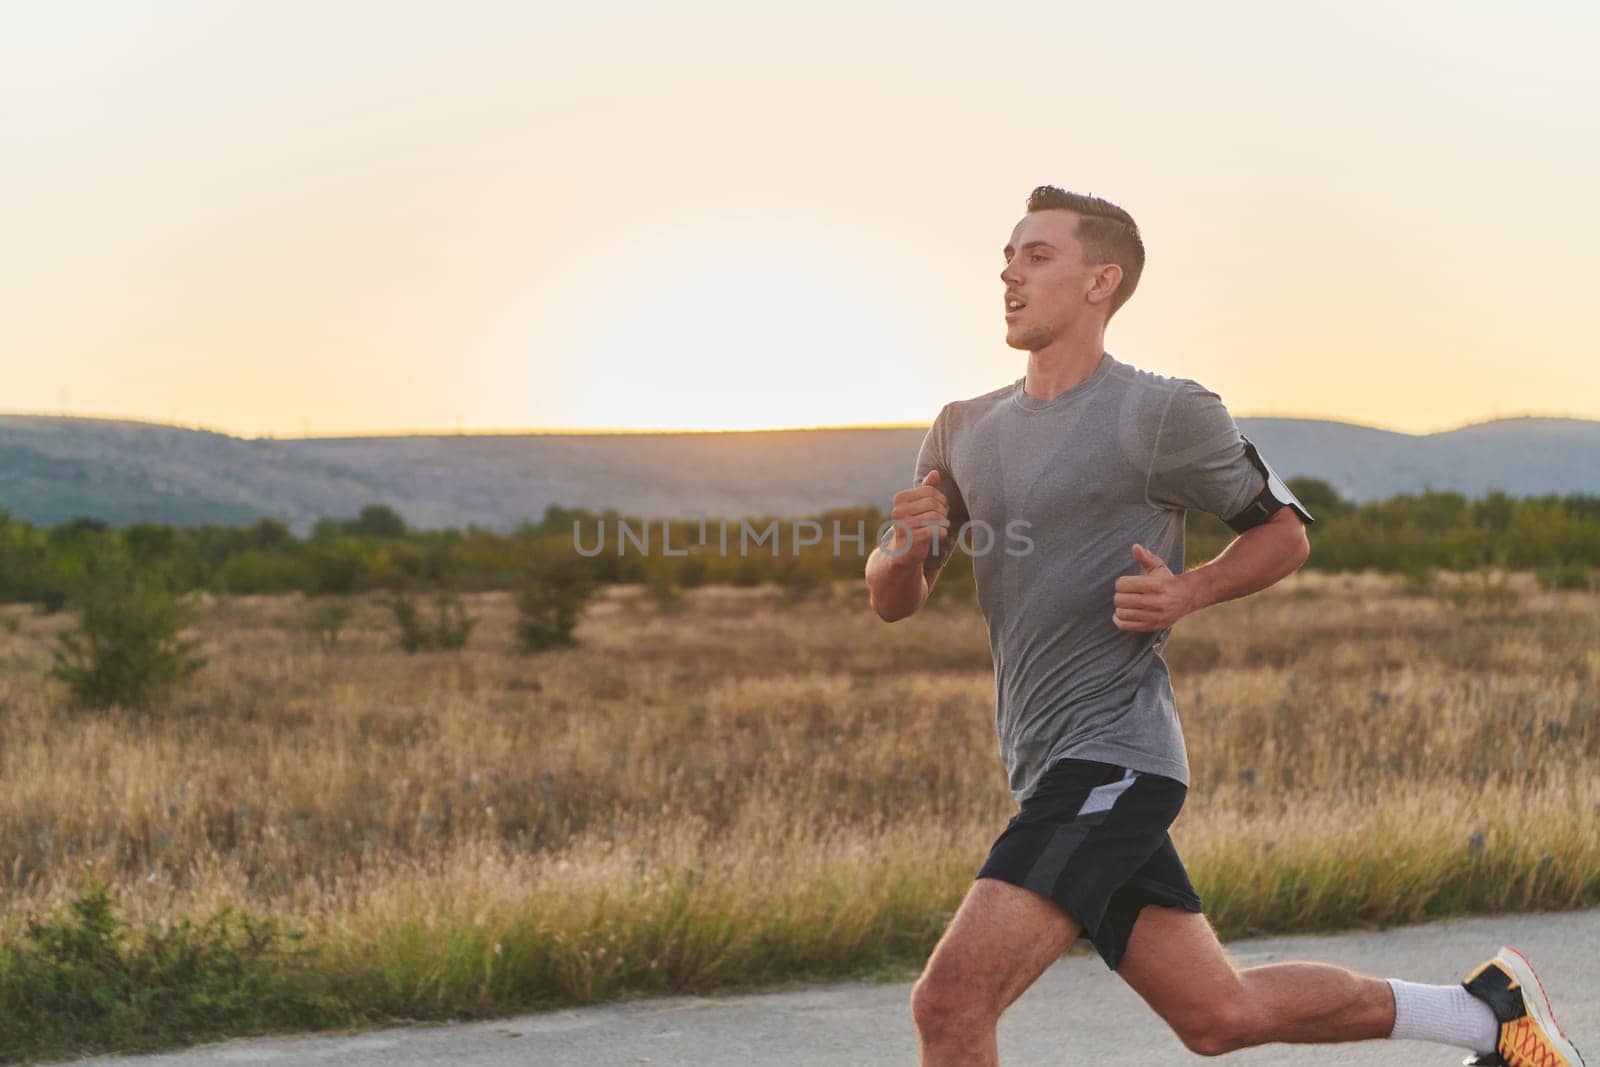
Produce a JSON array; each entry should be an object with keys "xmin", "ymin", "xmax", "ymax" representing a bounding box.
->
[
  {"xmin": 883, "ymin": 469, "xmax": 952, "ymax": 567},
  {"xmin": 1112, "ymin": 543, "xmax": 1196, "ymax": 632}
]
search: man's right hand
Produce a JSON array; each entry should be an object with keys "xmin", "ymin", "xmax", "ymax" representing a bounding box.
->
[{"xmin": 883, "ymin": 469, "xmax": 952, "ymax": 567}]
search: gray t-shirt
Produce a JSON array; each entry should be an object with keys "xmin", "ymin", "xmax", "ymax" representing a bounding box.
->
[{"xmin": 881, "ymin": 351, "xmax": 1266, "ymax": 801}]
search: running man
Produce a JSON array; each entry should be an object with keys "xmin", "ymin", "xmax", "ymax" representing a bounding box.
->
[{"xmin": 864, "ymin": 186, "xmax": 1585, "ymax": 1066}]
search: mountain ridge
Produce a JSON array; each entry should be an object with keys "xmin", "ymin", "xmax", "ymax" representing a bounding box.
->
[{"xmin": 2, "ymin": 413, "xmax": 1596, "ymax": 534}]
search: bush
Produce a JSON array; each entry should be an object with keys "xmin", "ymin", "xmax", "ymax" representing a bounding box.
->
[
  {"xmin": 345, "ymin": 504, "xmax": 408, "ymax": 539},
  {"xmin": 678, "ymin": 553, "xmax": 710, "ymax": 588},
  {"xmin": 924, "ymin": 550, "xmax": 977, "ymax": 608},
  {"xmin": 49, "ymin": 565, "xmax": 206, "ymax": 711},
  {"xmin": 386, "ymin": 591, "xmax": 476, "ymax": 652},
  {"xmin": 1398, "ymin": 562, "xmax": 1437, "ymax": 596},
  {"xmin": 1285, "ymin": 475, "xmax": 1352, "ymax": 518},
  {"xmin": 729, "ymin": 556, "xmax": 764, "ymax": 588},
  {"xmin": 301, "ymin": 598, "xmax": 353, "ymax": 650},
  {"xmin": 217, "ymin": 549, "xmax": 301, "ymax": 595},
  {"xmin": 515, "ymin": 554, "xmax": 596, "ymax": 653},
  {"xmin": 0, "ymin": 881, "xmax": 348, "ymax": 1062},
  {"xmin": 645, "ymin": 566, "xmax": 682, "ymax": 613},
  {"xmin": 1535, "ymin": 563, "xmax": 1597, "ymax": 592},
  {"xmin": 301, "ymin": 542, "xmax": 367, "ymax": 596},
  {"xmin": 775, "ymin": 556, "xmax": 831, "ymax": 601}
]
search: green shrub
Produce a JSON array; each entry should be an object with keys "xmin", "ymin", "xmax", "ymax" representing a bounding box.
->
[
  {"xmin": 49, "ymin": 566, "xmax": 206, "ymax": 711},
  {"xmin": 678, "ymin": 553, "xmax": 710, "ymax": 588},
  {"xmin": 1535, "ymin": 562, "xmax": 1597, "ymax": 592},
  {"xmin": 515, "ymin": 554, "xmax": 596, "ymax": 653},
  {"xmin": 301, "ymin": 598, "xmax": 353, "ymax": 650},
  {"xmin": 1284, "ymin": 475, "xmax": 1352, "ymax": 518},
  {"xmin": 775, "ymin": 556, "xmax": 831, "ymax": 601},
  {"xmin": 218, "ymin": 549, "xmax": 301, "ymax": 595},
  {"xmin": 301, "ymin": 542, "xmax": 367, "ymax": 596},
  {"xmin": 1398, "ymin": 563, "xmax": 1438, "ymax": 596},
  {"xmin": 0, "ymin": 881, "xmax": 348, "ymax": 1062},
  {"xmin": 924, "ymin": 550, "xmax": 977, "ymax": 608},
  {"xmin": 386, "ymin": 591, "xmax": 476, "ymax": 652},
  {"xmin": 345, "ymin": 504, "xmax": 408, "ymax": 539},
  {"xmin": 646, "ymin": 566, "xmax": 682, "ymax": 613},
  {"xmin": 729, "ymin": 557, "xmax": 764, "ymax": 588}
]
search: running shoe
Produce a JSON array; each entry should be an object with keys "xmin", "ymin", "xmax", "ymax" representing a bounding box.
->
[{"xmin": 1461, "ymin": 946, "xmax": 1585, "ymax": 1066}]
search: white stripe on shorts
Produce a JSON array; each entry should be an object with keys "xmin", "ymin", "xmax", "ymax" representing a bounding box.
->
[{"xmin": 1078, "ymin": 767, "xmax": 1137, "ymax": 817}]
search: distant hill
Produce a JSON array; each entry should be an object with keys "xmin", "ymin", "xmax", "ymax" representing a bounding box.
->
[{"xmin": 2, "ymin": 412, "xmax": 1597, "ymax": 534}]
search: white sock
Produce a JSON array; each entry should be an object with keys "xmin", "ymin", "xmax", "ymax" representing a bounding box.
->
[{"xmin": 1386, "ymin": 978, "xmax": 1500, "ymax": 1054}]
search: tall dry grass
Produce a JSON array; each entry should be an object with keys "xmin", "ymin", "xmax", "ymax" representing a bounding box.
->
[{"xmin": 1, "ymin": 571, "xmax": 1596, "ymax": 1040}]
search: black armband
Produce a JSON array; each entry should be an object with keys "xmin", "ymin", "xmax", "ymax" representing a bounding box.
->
[{"xmin": 1224, "ymin": 435, "xmax": 1316, "ymax": 534}]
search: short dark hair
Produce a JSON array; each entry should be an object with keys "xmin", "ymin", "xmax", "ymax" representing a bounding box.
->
[{"xmin": 1025, "ymin": 186, "xmax": 1145, "ymax": 318}]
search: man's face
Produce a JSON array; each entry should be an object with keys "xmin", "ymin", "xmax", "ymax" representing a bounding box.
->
[{"xmin": 1000, "ymin": 210, "xmax": 1108, "ymax": 351}]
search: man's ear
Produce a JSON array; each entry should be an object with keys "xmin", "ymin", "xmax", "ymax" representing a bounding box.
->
[{"xmin": 1086, "ymin": 262, "xmax": 1123, "ymax": 306}]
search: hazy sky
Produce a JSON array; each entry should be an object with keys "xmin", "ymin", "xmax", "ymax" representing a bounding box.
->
[{"xmin": 4, "ymin": 1, "xmax": 1597, "ymax": 437}]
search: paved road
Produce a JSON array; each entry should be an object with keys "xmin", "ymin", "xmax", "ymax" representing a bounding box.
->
[{"xmin": 77, "ymin": 908, "xmax": 1596, "ymax": 1066}]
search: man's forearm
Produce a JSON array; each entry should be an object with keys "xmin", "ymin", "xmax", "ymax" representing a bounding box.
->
[
  {"xmin": 866, "ymin": 548, "xmax": 928, "ymax": 622},
  {"xmin": 1178, "ymin": 513, "xmax": 1310, "ymax": 614}
]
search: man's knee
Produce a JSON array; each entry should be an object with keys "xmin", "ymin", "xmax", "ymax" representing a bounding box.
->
[
  {"xmin": 910, "ymin": 968, "xmax": 1000, "ymax": 1041},
  {"xmin": 1168, "ymin": 997, "xmax": 1260, "ymax": 1057}
]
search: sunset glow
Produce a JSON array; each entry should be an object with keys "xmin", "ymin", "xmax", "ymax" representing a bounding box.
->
[{"xmin": 4, "ymin": 2, "xmax": 1597, "ymax": 437}]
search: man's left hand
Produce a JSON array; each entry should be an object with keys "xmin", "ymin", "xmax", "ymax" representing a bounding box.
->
[{"xmin": 1112, "ymin": 544, "xmax": 1196, "ymax": 632}]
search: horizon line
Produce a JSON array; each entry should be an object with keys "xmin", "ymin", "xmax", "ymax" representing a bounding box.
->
[{"xmin": 2, "ymin": 407, "xmax": 1598, "ymax": 440}]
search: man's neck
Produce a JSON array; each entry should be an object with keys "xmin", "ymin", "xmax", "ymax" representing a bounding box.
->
[{"xmin": 1023, "ymin": 329, "xmax": 1107, "ymax": 402}]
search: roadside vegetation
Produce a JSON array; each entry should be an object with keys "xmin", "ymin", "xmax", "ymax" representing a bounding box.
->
[
  {"xmin": 2, "ymin": 483, "xmax": 1597, "ymax": 614},
  {"xmin": 0, "ymin": 562, "xmax": 1595, "ymax": 1060}
]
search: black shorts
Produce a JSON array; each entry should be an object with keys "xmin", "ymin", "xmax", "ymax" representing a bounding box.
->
[{"xmin": 976, "ymin": 757, "xmax": 1203, "ymax": 972}]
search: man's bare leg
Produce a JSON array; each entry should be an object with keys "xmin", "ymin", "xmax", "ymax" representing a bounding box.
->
[
  {"xmin": 911, "ymin": 877, "xmax": 1083, "ymax": 1067},
  {"xmin": 1114, "ymin": 904, "xmax": 1397, "ymax": 1056}
]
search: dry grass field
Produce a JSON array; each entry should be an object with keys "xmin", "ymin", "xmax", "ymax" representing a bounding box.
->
[{"xmin": 1, "ymin": 570, "xmax": 1597, "ymax": 1049}]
